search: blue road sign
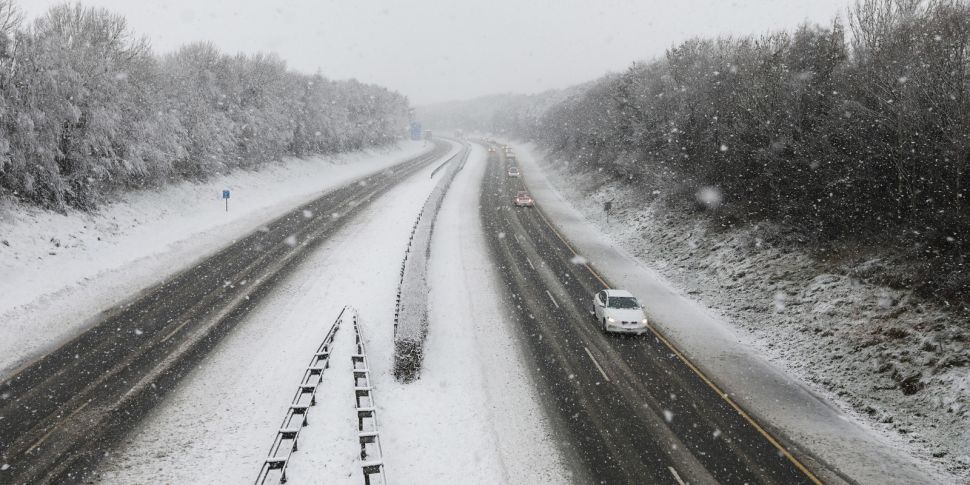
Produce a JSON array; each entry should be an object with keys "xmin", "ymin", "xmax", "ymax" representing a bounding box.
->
[{"xmin": 222, "ymin": 190, "xmax": 230, "ymax": 199}]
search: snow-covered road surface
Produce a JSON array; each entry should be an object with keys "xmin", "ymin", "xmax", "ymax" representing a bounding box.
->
[
  {"xmin": 92, "ymin": 141, "xmax": 568, "ymax": 484},
  {"xmin": 0, "ymin": 143, "xmax": 450, "ymax": 484}
]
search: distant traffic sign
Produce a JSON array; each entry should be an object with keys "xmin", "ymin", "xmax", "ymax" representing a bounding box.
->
[{"xmin": 223, "ymin": 189, "xmax": 230, "ymax": 212}]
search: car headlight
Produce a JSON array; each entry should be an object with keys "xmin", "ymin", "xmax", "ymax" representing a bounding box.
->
[
  {"xmin": 607, "ymin": 316, "xmax": 615, "ymax": 323},
  {"xmin": 641, "ymin": 318, "xmax": 648, "ymax": 325}
]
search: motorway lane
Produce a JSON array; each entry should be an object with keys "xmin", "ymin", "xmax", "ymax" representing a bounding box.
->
[
  {"xmin": 479, "ymin": 144, "xmax": 819, "ymax": 484},
  {"xmin": 0, "ymin": 141, "xmax": 452, "ymax": 484}
]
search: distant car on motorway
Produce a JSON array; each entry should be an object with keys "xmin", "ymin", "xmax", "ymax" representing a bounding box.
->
[
  {"xmin": 513, "ymin": 191, "xmax": 534, "ymax": 207},
  {"xmin": 593, "ymin": 289, "xmax": 648, "ymax": 335},
  {"xmin": 487, "ymin": 147, "xmax": 499, "ymax": 163},
  {"xmin": 507, "ymin": 166, "xmax": 520, "ymax": 177}
]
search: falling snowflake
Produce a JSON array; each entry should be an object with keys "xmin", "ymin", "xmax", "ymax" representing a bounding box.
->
[
  {"xmin": 570, "ymin": 255, "xmax": 588, "ymax": 265},
  {"xmin": 696, "ymin": 186, "xmax": 722, "ymax": 208},
  {"xmin": 663, "ymin": 409, "xmax": 674, "ymax": 422},
  {"xmin": 302, "ymin": 210, "xmax": 313, "ymax": 219},
  {"xmin": 719, "ymin": 144, "xmax": 728, "ymax": 152},
  {"xmin": 498, "ymin": 232, "xmax": 506, "ymax": 239},
  {"xmin": 284, "ymin": 235, "xmax": 297, "ymax": 247}
]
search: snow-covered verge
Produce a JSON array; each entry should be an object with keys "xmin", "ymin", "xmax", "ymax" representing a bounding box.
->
[
  {"xmin": 0, "ymin": 141, "xmax": 430, "ymax": 378},
  {"xmin": 516, "ymin": 142, "xmax": 969, "ymax": 482},
  {"xmin": 92, "ymin": 142, "xmax": 568, "ymax": 484}
]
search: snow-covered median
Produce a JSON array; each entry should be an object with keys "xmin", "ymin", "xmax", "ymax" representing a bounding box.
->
[
  {"xmin": 92, "ymin": 142, "xmax": 568, "ymax": 484},
  {"xmin": 0, "ymin": 141, "xmax": 429, "ymax": 378},
  {"xmin": 373, "ymin": 143, "xmax": 569, "ymax": 483}
]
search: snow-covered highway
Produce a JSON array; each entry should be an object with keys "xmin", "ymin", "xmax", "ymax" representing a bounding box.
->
[
  {"xmin": 89, "ymin": 139, "xmax": 567, "ymax": 484},
  {"xmin": 480, "ymin": 143, "xmax": 822, "ymax": 484},
  {"xmin": 0, "ymin": 138, "xmax": 955, "ymax": 485},
  {"xmin": 0, "ymin": 143, "xmax": 451, "ymax": 483}
]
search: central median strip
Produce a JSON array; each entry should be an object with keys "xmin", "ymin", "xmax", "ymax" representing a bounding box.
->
[{"xmin": 393, "ymin": 141, "xmax": 471, "ymax": 382}]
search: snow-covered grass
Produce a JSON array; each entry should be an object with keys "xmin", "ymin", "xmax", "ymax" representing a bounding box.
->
[
  {"xmin": 0, "ymin": 141, "xmax": 429, "ymax": 378},
  {"xmin": 92, "ymin": 141, "xmax": 568, "ymax": 484},
  {"xmin": 513, "ymin": 141, "xmax": 968, "ymax": 483}
]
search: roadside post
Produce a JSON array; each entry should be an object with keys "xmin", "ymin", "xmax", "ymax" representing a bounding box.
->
[
  {"xmin": 223, "ymin": 189, "xmax": 230, "ymax": 212},
  {"xmin": 604, "ymin": 200, "xmax": 613, "ymax": 223}
]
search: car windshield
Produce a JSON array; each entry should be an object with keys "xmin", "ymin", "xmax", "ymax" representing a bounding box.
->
[
  {"xmin": 517, "ymin": 192, "xmax": 529, "ymax": 197},
  {"xmin": 608, "ymin": 296, "xmax": 639, "ymax": 309}
]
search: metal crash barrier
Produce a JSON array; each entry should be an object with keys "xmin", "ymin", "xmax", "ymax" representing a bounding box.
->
[{"xmin": 254, "ymin": 307, "xmax": 349, "ymax": 484}]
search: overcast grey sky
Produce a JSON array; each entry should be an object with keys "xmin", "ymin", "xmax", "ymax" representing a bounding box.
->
[{"xmin": 21, "ymin": 0, "xmax": 854, "ymax": 105}]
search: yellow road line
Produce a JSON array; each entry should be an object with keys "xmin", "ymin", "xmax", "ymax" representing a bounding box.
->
[{"xmin": 520, "ymin": 168, "xmax": 824, "ymax": 485}]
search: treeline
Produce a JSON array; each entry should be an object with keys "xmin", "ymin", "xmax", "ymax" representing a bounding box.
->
[
  {"xmin": 447, "ymin": 0, "xmax": 970, "ymax": 298},
  {"xmin": 0, "ymin": 2, "xmax": 409, "ymax": 210},
  {"xmin": 418, "ymin": 89, "xmax": 586, "ymax": 135}
]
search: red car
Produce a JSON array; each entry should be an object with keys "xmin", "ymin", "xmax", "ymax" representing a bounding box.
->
[{"xmin": 513, "ymin": 191, "xmax": 534, "ymax": 207}]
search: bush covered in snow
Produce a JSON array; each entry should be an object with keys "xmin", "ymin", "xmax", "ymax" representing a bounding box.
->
[{"xmin": 0, "ymin": 2, "xmax": 409, "ymax": 210}]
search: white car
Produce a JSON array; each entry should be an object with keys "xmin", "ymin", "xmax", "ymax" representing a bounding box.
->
[
  {"xmin": 507, "ymin": 166, "xmax": 520, "ymax": 177},
  {"xmin": 593, "ymin": 289, "xmax": 648, "ymax": 335}
]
